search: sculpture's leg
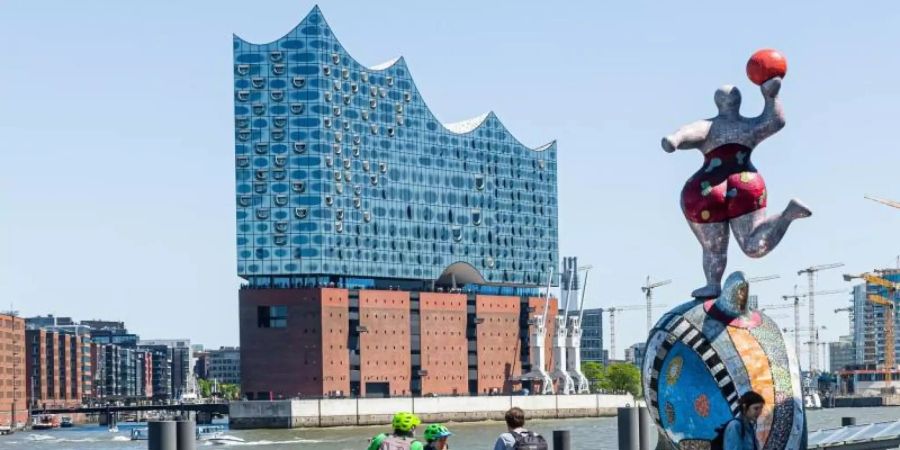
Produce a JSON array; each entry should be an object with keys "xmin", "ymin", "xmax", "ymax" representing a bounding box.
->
[
  {"xmin": 730, "ymin": 199, "xmax": 811, "ymax": 258},
  {"xmin": 686, "ymin": 221, "xmax": 729, "ymax": 298}
]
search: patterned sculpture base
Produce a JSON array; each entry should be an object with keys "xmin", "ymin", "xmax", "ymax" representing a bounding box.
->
[{"xmin": 642, "ymin": 272, "xmax": 806, "ymax": 450}]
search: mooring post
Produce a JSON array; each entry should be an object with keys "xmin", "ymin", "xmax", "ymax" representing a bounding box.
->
[
  {"xmin": 618, "ymin": 407, "xmax": 639, "ymax": 450},
  {"xmin": 842, "ymin": 417, "xmax": 856, "ymax": 427},
  {"xmin": 176, "ymin": 420, "xmax": 196, "ymax": 450},
  {"xmin": 638, "ymin": 406, "xmax": 652, "ymax": 450},
  {"xmin": 553, "ymin": 430, "xmax": 571, "ymax": 450},
  {"xmin": 148, "ymin": 420, "xmax": 177, "ymax": 450}
]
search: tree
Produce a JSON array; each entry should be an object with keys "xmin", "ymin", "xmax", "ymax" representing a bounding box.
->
[
  {"xmin": 219, "ymin": 383, "xmax": 241, "ymax": 401},
  {"xmin": 581, "ymin": 361, "xmax": 608, "ymax": 393},
  {"xmin": 198, "ymin": 379, "xmax": 212, "ymax": 398},
  {"xmin": 606, "ymin": 363, "xmax": 642, "ymax": 398}
]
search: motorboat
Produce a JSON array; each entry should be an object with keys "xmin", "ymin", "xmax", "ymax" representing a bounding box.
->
[
  {"xmin": 130, "ymin": 427, "xmax": 149, "ymax": 441},
  {"xmin": 197, "ymin": 424, "xmax": 244, "ymax": 444},
  {"xmin": 31, "ymin": 414, "xmax": 59, "ymax": 430},
  {"xmin": 60, "ymin": 416, "xmax": 73, "ymax": 428}
]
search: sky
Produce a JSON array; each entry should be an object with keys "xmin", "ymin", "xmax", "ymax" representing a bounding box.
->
[{"xmin": 1, "ymin": 1, "xmax": 898, "ymax": 365}]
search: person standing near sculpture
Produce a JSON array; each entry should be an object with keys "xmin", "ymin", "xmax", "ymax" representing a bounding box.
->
[
  {"xmin": 661, "ymin": 49, "xmax": 812, "ymax": 298},
  {"xmin": 724, "ymin": 392, "xmax": 766, "ymax": 450}
]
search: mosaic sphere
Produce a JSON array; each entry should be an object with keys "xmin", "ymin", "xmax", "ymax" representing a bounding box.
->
[
  {"xmin": 747, "ymin": 49, "xmax": 787, "ymax": 85},
  {"xmin": 642, "ymin": 272, "xmax": 806, "ymax": 450}
]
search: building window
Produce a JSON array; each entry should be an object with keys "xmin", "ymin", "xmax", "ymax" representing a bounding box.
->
[{"xmin": 258, "ymin": 306, "xmax": 287, "ymax": 328}]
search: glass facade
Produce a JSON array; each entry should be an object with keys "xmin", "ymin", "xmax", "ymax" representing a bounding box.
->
[
  {"xmin": 233, "ymin": 7, "xmax": 558, "ymax": 288},
  {"xmin": 579, "ymin": 308, "xmax": 606, "ymax": 363}
]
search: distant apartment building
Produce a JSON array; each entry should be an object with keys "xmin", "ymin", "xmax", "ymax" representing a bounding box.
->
[
  {"xmin": 25, "ymin": 315, "xmax": 75, "ymax": 329},
  {"xmin": 578, "ymin": 309, "xmax": 606, "ymax": 364},
  {"xmin": 829, "ymin": 335, "xmax": 855, "ymax": 373},
  {"xmin": 625, "ymin": 342, "xmax": 646, "ymax": 368},
  {"xmin": 138, "ymin": 344, "xmax": 173, "ymax": 400},
  {"xmin": 850, "ymin": 269, "xmax": 900, "ymax": 367},
  {"xmin": 0, "ymin": 313, "xmax": 26, "ymax": 428},
  {"xmin": 139, "ymin": 339, "xmax": 194, "ymax": 399},
  {"xmin": 25, "ymin": 329, "xmax": 82, "ymax": 409},
  {"xmin": 205, "ymin": 347, "xmax": 241, "ymax": 386}
]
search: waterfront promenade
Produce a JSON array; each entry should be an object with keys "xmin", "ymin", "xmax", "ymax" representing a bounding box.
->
[{"xmin": 229, "ymin": 393, "xmax": 634, "ymax": 428}]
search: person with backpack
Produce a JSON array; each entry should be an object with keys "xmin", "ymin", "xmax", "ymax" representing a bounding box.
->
[
  {"xmin": 492, "ymin": 407, "xmax": 548, "ymax": 450},
  {"xmin": 423, "ymin": 423, "xmax": 453, "ymax": 450},
  {"xmin": 711, "ymin": 391, "xmax": 765, "ymax": 450},
  {"xmin": 367, "ymin": 411, "xmax": 424, "ymax": 450}
]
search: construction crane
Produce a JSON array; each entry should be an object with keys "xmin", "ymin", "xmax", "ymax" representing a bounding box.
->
[
  {"xmin": 865, "ymin": 195, "xmax": 900, "ymax": 210},
  {"xmin": 778, "ymin": 286, "xmax": 843, "ymax": 366},
  {"xmin": 641, "ymin": 276, "xmax": 672, "ymax": 333},
  {"xmin": 844, "ymin": 271, "xmax": 900, "ymax": 390},
  {"xmin": 747, "ymin": 274, "xmax": 781, "ymax": 309},
  {"xmin": 749, "ymin": 274, "xmax": 781, "ymax": 283},
  {"xmin": 521, "ymin": 268, "xmax": 554, "ymax": 394},
  {"xmin": 605, "ymin": 304, "xmax": 668, "ymax": 361},
  {"xmin": 798, "ymin": 263, "xmax": 845, "ymax": 373}
]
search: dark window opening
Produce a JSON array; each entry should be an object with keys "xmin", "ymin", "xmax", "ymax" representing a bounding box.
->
[{"xmin": 258, "ymin": 305, "xmax": 287, "ymax": 328}]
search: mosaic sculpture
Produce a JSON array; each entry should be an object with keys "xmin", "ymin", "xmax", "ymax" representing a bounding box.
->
[
  {"xmin": 661, "ymin": 49, "xmax": 810, "ymax": 299},
  {"xmin": 645, "ymin": 50, "xmax": 807, "ymax": 450},
  {"xmin": 643, "ymin": 272, "xmax": 806, "ymax": 450}
]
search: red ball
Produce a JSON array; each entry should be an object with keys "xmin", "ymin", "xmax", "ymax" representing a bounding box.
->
[{"xmin": 746, "ymin": 49, "xmax": 787, "ymax": 85}]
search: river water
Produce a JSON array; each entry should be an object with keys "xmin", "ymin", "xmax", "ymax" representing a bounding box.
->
[{"xmin": 4, "ymin": 407, "xmax": 899, "ymax": 450}]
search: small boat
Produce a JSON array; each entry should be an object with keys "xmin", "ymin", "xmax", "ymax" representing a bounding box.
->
[
  {"xmin": 131, "ymin": 427, "xmax": 149, "ymax": 441},
  {"xmin": 60, "ymin": 416, "xmax": 73, "ymax": 428},
  {"xmin": 208, "ymin": 436, "xmax": 246, "ymax": 445},
  {"xmin": 31, "ymin": 414, "xmax": 59, "ymax": 430},
  {"xmin": 196, "ymin": 425, "xmax": 244, "ymax": 444}
]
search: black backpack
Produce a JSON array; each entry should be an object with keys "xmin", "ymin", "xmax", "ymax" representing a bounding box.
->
[
  {"xmin": 512, "ymin": 430, "xmax": 548, "ymax": 450},
  {"xmin": 710, "ymin": 419, "xmax": 743, "ymax": 450}
]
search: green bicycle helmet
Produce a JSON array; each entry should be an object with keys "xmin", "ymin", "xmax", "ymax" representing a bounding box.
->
[
  {"xmin": 391, "ymin": 412, "xmax": 421, "ymax": 433},
  {"xmin": 424, "ymin": 424, "xmax": 453, "ymax": 442}
]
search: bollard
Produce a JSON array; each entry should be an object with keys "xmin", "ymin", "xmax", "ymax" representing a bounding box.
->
[
  {"xmin": 842, "ymin": 417, "xmax": 856, "ymax": 427},
  {"xmin": 553, "ymin": 430, "xmax": 571, "ymax": 450},
  {"xmin": 148, "ymin": 421, "xmax": 177, "ymax": 450},
  {"xmin": 618, "ymin": 407, "xmax": 640, "ymax": 450},
  {"xmin": 176, "ymin": 420, "xmax": 196, "ymax": 450},
  {"xmin": 638, "ymin": 406, "xmax": 652, "ymax": 450}
]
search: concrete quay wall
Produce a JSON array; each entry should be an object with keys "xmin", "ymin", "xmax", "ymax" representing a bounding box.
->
[{"xmin": 230, "ymin": 394, "xmax": 634, "ymax": 429}]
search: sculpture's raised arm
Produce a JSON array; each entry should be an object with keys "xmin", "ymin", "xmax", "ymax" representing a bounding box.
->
[
  {"xmin": 662, "ymin": 120, "xmax": 711, "ymax": 153},
  {"xmin": 752, "ymin": 77, "xmax": 786, "ymax": 143}
]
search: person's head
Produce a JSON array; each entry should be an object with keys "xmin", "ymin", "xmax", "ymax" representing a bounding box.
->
[
  {"xmin": 505, "ymin": 407, "xmax": 526, "ymax": 431},
  {"xmin": 714, "ymin": 85, "xmax": 742, "ymax": 115},
  {"xmin": 739, "ymin": 391, "xmax": 765, "ymax": 421},
  {"xmin": 424, "ymin": 424, "xmax": 453, "ymax": 449},
  {"xmin": 391, "ymin": 411, "xmax": 421, "ymax": 436}
]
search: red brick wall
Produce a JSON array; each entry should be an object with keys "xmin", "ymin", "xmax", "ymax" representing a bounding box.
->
[
  {"xmin": 320, "ymin": 289, "xmax": 349, "ymax": 395},
  {"xmin": 0, "ymin": 314, "xmax": 26, "ymax": 428},
  {"xmin": 240, "ymin": 288, "xmax": 341, "ymax": 398},
  {"xmin": 25, "ymin": 330, "xmax": 79, "ymax": 409},
  {"xmin": 358, "ymin": 290, "xmax": 410, "ymax": 396},
  {"xmin": 475, "ymin": 295, "xmax": 521, "ymax": 394},
  {"xmin": 419, "ymin": 293, "xmax": 467, "ymax": 395}
]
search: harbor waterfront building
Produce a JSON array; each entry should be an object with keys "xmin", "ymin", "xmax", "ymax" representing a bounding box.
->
[
  {"xmin": 204, "ymin": 346, "xmax": 242, "ymax": 386},
  {"xmin": 0, "ymin": 313, "xmax": 26, "ymax": 428},
  {"xmin": 235, "ymin": 7, "xmax": 559, "ymax": 398},
  {"xmin": 829, "ymin": 335, "xmax": 855, "ymax": 373},
  {"xmin": 577, "ymin": 308, "xmax": 606, "ymax": 364},
  {"xmin": 625, "ymin": 342, "xmax": 646, "ymax": 368}
]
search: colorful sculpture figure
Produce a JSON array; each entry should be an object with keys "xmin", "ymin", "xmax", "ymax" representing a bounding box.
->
[
  {"xmin": 643, "ymin": 271, "xmax": 806, "ymax": 450},
  {"xmin": 662, "ymin": 49, "xmax": 811, "ymax": 298}
]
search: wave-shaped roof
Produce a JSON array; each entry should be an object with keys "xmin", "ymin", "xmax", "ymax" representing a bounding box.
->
[{"xmin": 233, "ymin": 5, "xmax": 555, "ymax": 152}]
